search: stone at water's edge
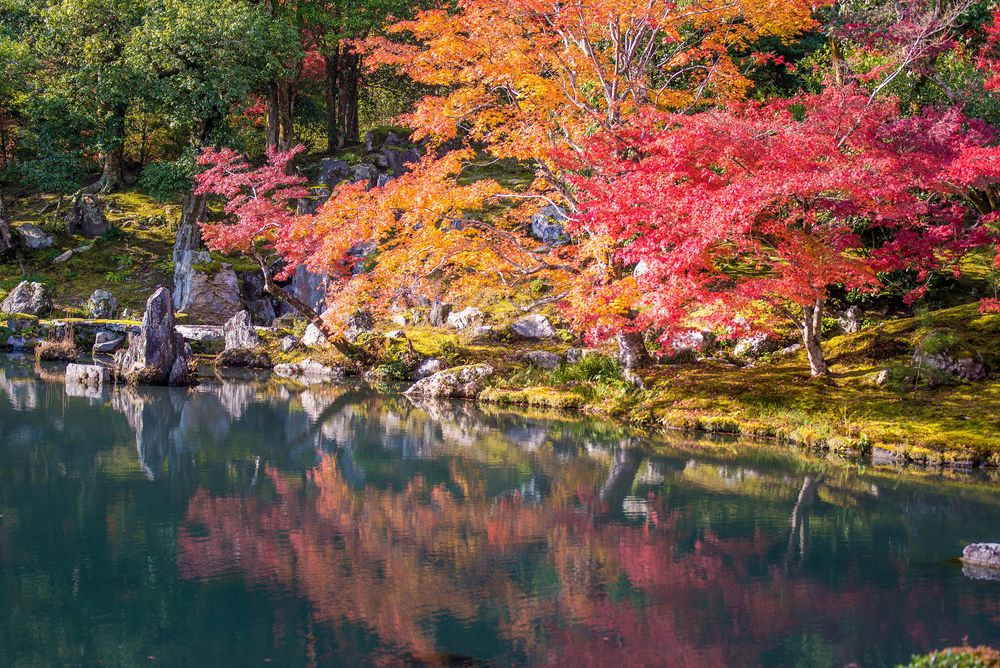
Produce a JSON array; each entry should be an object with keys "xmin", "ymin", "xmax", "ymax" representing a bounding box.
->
[
  {"xmin": 414, "ymin": 358, "xmax": 443, "ymax": 381},
  {"xmin": 273, "ymin": 359, "xmax": 345, "ymax": 385},
  {"xmin": 113, "ymin": 288, "xmax": 195, "ymax": 386},
  {"xmin": 404, "ymin": 364, "xmax": 494, "ymax": 399},
  {"xmin": 182, "ymin": 265, "xmax": 244, "ymax": 325},
  {"xmin": 65, "ymin": 364, "xmax": 110, "ymax": 388},
  {"xmin": 1, "ymin": 281, "xmax": 52, "ymax": 317},
  {"xmin": 93, "ymin": 331, "xmax": 125, "ymax": 354},
  {"xmin": 962, "ymin": 543, "xmax": 1000, "ymax": 582}
]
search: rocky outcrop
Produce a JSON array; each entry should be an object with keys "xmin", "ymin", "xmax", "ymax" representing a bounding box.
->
[
  {"xmin": 65, "ymin": 194, "xmax": 111, "ymax": 237},
  {"xmin": 16, "ymin": 224, "xmax": 54, "ymax": 250},
  {"xmin": 566, "ymin": 347, "xmax": 598, "ymax": 364},
  {"xmin": 319, "ymin": 158, "xmax": 352, "ymax": 186},
  {"xmin": 447, "ymin": 307, "xmax": 483, "ymax": 330},
  {"xmin": 838, "ymin": 305, "xmax": 862, "ymax": 334},
  {"xmin": 87, "ymin": 289, "xmax": 118, "ymax": 319},
  {"xmin": 113, "ymin": 288, "xmax": 195, "ymax": 386},
  {"xmin": 344, "ymin": 309, "xmax": 374, "ymax": 342},
  {"xmin": 733, "ymin": 333, "xmax": 779, "ymax": 358},
  {"xmin": 222, "ymin": 310, "xmax": 260, "ymax": 351},
  {"xmin": 912, "ymin": 330, "xmax": 988, "ymax": 384},
  {"xmin": 512, "ymin": 314, "xmax": 555, "ymax": 339},
  {"xmin": 287, "ymin": 265, "xmax": 330, "ymax": 314},
  {"xmin": 414, "ymin": 358, "xmax": 444, "ymax": 380},
  {"xmin": 1, "ymin": 281, "xmax": 52, "ymax": 316},
  {"xmin": 182, "ymin": 264, "xmax": 244, "ymax": 324},
  {"xmin": 404, "ymin": 364, "xmax": 494, "ymax": 399}
]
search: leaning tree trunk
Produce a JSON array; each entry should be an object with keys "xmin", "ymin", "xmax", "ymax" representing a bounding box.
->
[
  {"xmin": 249, "ymin": 250, "xmax": 356, "ymax": 358},
  {"xmin": 801, "ymin": 299, "xmax": 829, "ymax": 376}
]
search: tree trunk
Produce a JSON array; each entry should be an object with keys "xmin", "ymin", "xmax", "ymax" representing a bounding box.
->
[
  {"xmin": 266, "ymin": 79, "xmax": 296, "ymax": 153},
  {"xmin": 0, "ymin": 195, "xmax": 15, "ymax": 253},
  {"xmin": 94, "ymin": 103, "xmax": 128, "ymax": 193},
  {"xmin": 336, "ymin": 47, "xmax": 360, "ymax": 148},
  {"xmin": 801, "ymin": 300, "xmax": 829, "ymax": 376},
  {"xmin": 0, "ymin": 114, "xmax": 9, "ymax": 171},
  {"xmin": 617, "ymin": 331, "xmax": 651, "ymax": 387},
  {"xmin": 325, "ymin": 50, "xmax": 340, "ymax": 154}
]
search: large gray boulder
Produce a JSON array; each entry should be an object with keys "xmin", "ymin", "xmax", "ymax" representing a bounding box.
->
[
  {"xmin": 87, "ymin": 289, "xmax": 118, "ymax": 319},
  {"xmin": 223, "ymin": 310, "xmax": 260, "ymax": 351},
  {"xmin": 404, "ymin": 364, "xmax": 494, "ymax": 399},
  {"xmin": 16, "ymin": 224, "xmax": 54, "ymax": 250},
  {"xmin": 733, "ymin": 333, "xmax": 779, "ymax": 358},
  {"xmin": 345, "ymin": 309, "xmax": 374, "ymax": 342},
  {"xmin": 912, "ymin": 330, "xmax": 987, "ymax": 384},
  {"xmin": 65, "ymin": 194, "xmax": 111, "ymax": 237},
  {"xmin": 525, "ymin": 351, "xmax": 560, "ymax": 370},
  {"xmin": 93, "ymin": 331, "xmax": 125, "ymax": 353},
  {"xmin": 113, "ymin": 288, "xmax": 194, "ymax": 386},
  {"xmin": 414, "ymin": 358, "xmax": 444, "ymax": 380},
  {"xmin": 65, "ymin": 363, "xmax": 110, "ymax": 388},
  {"xmin": 1, "ymin": 281, "xmax": 52, "ymax": 316},
  {"xmin": 429, "ymin": 301, "xmax": 452, "ymax": 327},
  {"xmin": 512, "ymin": 314, "xmax": 555, "ymax": 339},
  {"xmin": 183, "ymin": 265, "xmax": 244, "ymax": 324},
  {"xmin": 319, "ymin": 158, "xmax": 352, "ymax": 186},
  {"xmin": 447, "ymin": 307, "xmax": 483, "ymax": 330}
]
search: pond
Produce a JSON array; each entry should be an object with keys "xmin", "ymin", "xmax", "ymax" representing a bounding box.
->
[{"xmin": 0, "ymin": 354, "xmax": 998, "ymax": 667}]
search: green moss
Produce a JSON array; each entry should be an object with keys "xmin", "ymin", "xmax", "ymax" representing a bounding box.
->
[{"xmin": 479, "ymin": 387, "xmax": 584, "ymax": 410}]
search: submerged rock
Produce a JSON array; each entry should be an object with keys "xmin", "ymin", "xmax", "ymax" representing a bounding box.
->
[
  {"xmin": 273, "ymin": 358, "xmax": 345, "ymax": 384},
  {"xmin": 404, "ymin": 364, "xmax": 494, "ymax": 399},
  {"xmin": 1, "ymin": 281, "xmax": 52, "ymax": 317},
  {"xmin": 113, "ymin": 288, "xmax": 194, "ymax": 386}
]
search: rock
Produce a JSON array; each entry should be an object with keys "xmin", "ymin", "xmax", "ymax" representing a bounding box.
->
[
  {"xmin": 87, "ymin": 289, "xmax": 119, "ymax": 319},
  {"xmin": 0, "ymin": 201, "xmax": 13, "ymax": 254},
  {"xmin": 245, "ymin": 298, "xmax": 276, "ymax": 326},
  {"xmin": 385, "ymin": 329, "xmax": 406, "ymax": 339},
  {"xmin": 319, "ymin": 158, "xmax": 352, "ymax": 186},
  {"xmin": 525, "ymin": 351, "xmax": 561, "ymax": 370},
  {"xmin": 778, "ymin": 343, "xmax": 803, "ymax": 356},
  {"xmin": 303, "ymin": 323, "xmax": 327, "ymax": 348},
  {"xmin": 447, "ymin": 307, "xmax": 483, "ymax": 330},
  {"xmin": 53, "ymin": 250, "xmax": 74, "ymax": 263},
  {"xmin": 287, "ymin": 265, "xmax": 330, "ymax": 314},
  {"xmin": 93, "ymin": 331, "xmax": 125, "ymax": 354},
  {"xmin": 183, "ymin": 265, "xmax": 244, "ymax": 324},
  {"xmin": 273, "ymin": 358, "xmax": 345, "ymax": 384},
  {"xmin": 1, "ymin": 281, "xmax": 52, "ymax": 316},
  {"xmin": 223, "ymin": 310, "xmax": 260, "ymax": 351},
  {"xmin": 391, "ymin": 314, "xmax": 408, "ymax": 327},
  {"xmin": 236, "ymin": 269, "xmax": 267, "ymax": 302},
  {"xmin": 5, "ymin": 315, "xmax": 36, "ymax": 333},
  {"xmin": 470, "ymin": 325, "xmax": 495, "ymax": 342},
  {"xmin": 912, "ymin": 330, "xmax": 987, "ymax": 384},
  {"xmin": 566, "ymin": 347, "xmax": 598, "ymax": 364},
  {"xmin": 6, "ymin": 335, "xmax": 39, "ymax": 351},
  {"xmin": 351, "ymin": 163, "xmax": 379, "ymax": 188},
  {"xmin": 383, "ymin": 147, "xmax": 421, "ymax": 176},
  {"xmin": 113, "ymin": 288, "xmax": 194, "ymax": 386},
  {"xmin": 65, "ymin": 194, "xmax": 111, "ymax": 237},
  {"xmin": 414, "ymin": 358, "xmax": 444, "ymax": 380},
  {"xmin": 733, "ymin": 333, "xmax": 779, "ymax": 358},
  {"xmin": 963, "ymin": 543, "xmax": 1000, "ymax": 571},
  {"xmin": 512, "ymin": 314, "xmax": 556, "ymax": 339},
  {"xmin": 175, "ymin": 325, "xmax": 223, "ymax": 344},
  {"xmin": 216, "ymin": 348, "xmax": 271, "ymax": 369},
  {"xmin": 839, "ymin": 305, "xmax": 862, "ymax": 334},
  {"xmin": 633, "ymin": 260, "xmax": 651, "ymax": 279},
  {"xmin": 15, "ymin": 224, "xmax": 54, "ymax": 250},
  {"xmin": 172, "ymin": 249, "xmax": 211, "ymax": 312},
  {"xmin": 345, "ymin": 309, "xmax": 374, "ymax": 342},
  {"xmin": 404, "ymin": 364, "xmax": 494, "ymax": 399},
  {"xmin": 279, "ymin": 335, "xmax": 298, "ymax": 352},
  {"xmin": 530, "ymin": 205, "xmax": 568, "ymax": 243},
  {"xmin": 429, "ymin": 301, "xmax": 452, "ymax": 327},
  {"xmin": 65, "ymin": 363, "xmax": 110, "ymax": 388},
  {"xmin": 872, "ymin": 369, "xmax": 893, "ymax": 387}
]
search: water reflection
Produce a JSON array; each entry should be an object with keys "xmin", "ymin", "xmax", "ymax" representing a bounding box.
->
[{"xmin": 1, "ymin": 355, "xmax": 999, "ymax": 667}]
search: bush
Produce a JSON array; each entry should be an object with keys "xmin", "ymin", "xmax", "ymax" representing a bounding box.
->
[{"xmin": 140, "ymin": 153, "xmax": 198, "ymax": 202}]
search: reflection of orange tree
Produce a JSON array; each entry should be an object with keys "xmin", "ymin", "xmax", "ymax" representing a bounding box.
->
[{"xmin": 177, "ymin": 455, "xmax": 975, "ymax": 666}]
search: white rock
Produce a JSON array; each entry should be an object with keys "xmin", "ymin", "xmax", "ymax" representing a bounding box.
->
[
  {"xmin": 447, "ymin": 307, "xmax": 483, "ymax": 330},
  {"xmin": 273, "ymin": 358, "xmax": 344, "ymax": 384},
  {"xmin": 512, "ymin": 314, "xmax": 555, "ymax": 339},
  {"xmin": 404, "ymin": 364, "xmax": 493, "ymax": 399},
  {"xmin": 65, "ymin": 363, "xmax": 110, "ymax": 388}
]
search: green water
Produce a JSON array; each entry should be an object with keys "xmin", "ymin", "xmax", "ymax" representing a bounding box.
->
[{"xmin": 0, "ymin": 355, "xmax": 998, "ymax": 667}]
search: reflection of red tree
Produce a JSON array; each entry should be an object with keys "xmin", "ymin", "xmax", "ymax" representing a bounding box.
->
[{"xmin": 177, "ymin": 455, "xmax": 986, "ymax": 667}]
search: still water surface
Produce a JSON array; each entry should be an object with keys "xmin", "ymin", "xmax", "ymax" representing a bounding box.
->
[{"xmin": 0, "ymin": 355, "xmax": 998, "ymax": 667}]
